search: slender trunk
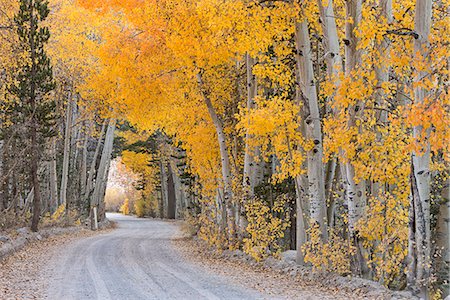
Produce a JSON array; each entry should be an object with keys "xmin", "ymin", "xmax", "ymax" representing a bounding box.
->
[
  {"xmin": 374, "ymin": 0, "xmax": 392, "ymax": 126},
  {"xmin": 196, "ymin": 71, "xmax": 235, "ymax": 239},
  {"xmin": 342, "ymin": 0, "xmax": 370, "ymax": 276},
  {"xmin": 243, "ymin": 54, "xmax": 258, "ymax": 198},
  {"xmin": 326, "ymin": 161, "xmax": 339, "ymax": 226},
  {"xmin": 80, "ymin": 124, "xmax": 89, "ymax": 202},
  {"xmin": 159, "ymin": 159, "xmax": 167, "ymax": 218},
  {"xmin": 294, "ymin": 20, "xmax": 328, "ymax": 240},
  {"xmin": 30, "ymin": 125, "xmax": 41, "ymax": 232},
  {"xmin": 29, "ymin": 1, "xmax": 40, "ymax": 232},
  {"xmin": 167, "ymin": 163, "xmax": 176, "ymax": 219},
  {"xmin": 317, "ymin": 0, "xmax": 344, "ymax": 79},
  {"xmin": 60, "ymin": 91, "xmax": 73, "ymax": 208},
  {"xmin": 91, "ymin": 119, "xmax": 116, "ymax": 227},
  {"xmin": 98, "ymin": 159, "xmax": 111, "ymax": 220},
  {"xmin": 84, "ymin": 121, "xmax": 106, "ymax": 207},
  {"xmin": 409, "ymin": 0, "xmax": 433, "ymax": 294},
  {"xmin": 295, "ymin": 175, "xmax": 307, "ymax": 264},
  {"xmin": 49, "ymin": 137, "xmax": 58, "ymax": 213}
]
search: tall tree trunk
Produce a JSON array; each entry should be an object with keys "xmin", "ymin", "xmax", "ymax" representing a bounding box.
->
[
  {"xmin": 49, "ymin": 137, "xmax": 58, "ymax": 213},
  {"xmin": 60, "ymin": 91, "xmax": 73, "ymax": 208},
  {"xmin": 80, "ymin": 123, "xmax": 89, "ymax": 204},
  {"xmin": 196, "ymin": 71, "xmax": 235, "ymax": 240},
  {"xmin": 29, "ymin": 1, "xmax": 40, "ymax": 232},
  {"xmin": 372, "ymin": 0, "xmax": 393, "ymax": 197},
  {"xmin": 84, "ymin": 121, "xmax": 106, "ymax": 208},
  {"xmin": 98, "ymin": 159, "xmax": 111, "ymax": 220},
  {"xmin": 317, "ymin": 0, "xmax": 344, "ymax": 79},
  {"xmin": 409, "ymin": 0, "xmax": 433, "ymax": 295},
  {"xmin": 91, "ymin": 119, "xmax": 116, "ymax": 226},
  {"xmin": 159, "ymin": 159, "xmax": 167, "ymax": 218},
  {"xmin": 294, "ymin": 175, "xmax": 307, "ymax": 264},
  {"xmin": 294, "ymin": 20, "xmax": 328, "ymax": 241},
  {"xmin": 30, "ymin": 124, "xmax": 41, "ymax": 232},
  {"xmin": 343, "ymin": 0, "xmax": 369, "ymax": 276},
  {"xmin": 243, "ymin": 54, "xmax": 258, "ymax": 198},
  {"xmin": 167, "ymin": 162, "xmax": 176, "ymax": 219}
]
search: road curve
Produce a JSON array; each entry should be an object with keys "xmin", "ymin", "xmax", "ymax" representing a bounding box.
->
[{"xmin": 47, "ymin": 213, "xmax": 263, "ymax": 300}]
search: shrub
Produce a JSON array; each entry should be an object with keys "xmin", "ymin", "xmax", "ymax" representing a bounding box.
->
[{"xmin": 120, "ymin": 199, "xmax": 130, "ymax": 215}]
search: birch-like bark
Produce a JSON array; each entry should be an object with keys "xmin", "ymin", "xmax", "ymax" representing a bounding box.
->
[
  {"xmin": 317, "ymin": 0, "xmax": 344, "ymax": 79},
  {"xmin": 344, "ymin": 0, "xmax": 366, "ymax": 232},
  {"xmin": 48, "ymin": 137, "xmax": 58, "ymax": 213},
  {"xmin": 294, "ymin": 21, "xmax": 328, "ymax": 241},
  {"xmin": 196, "ymin": 71, "xmax": 235, "ymax": 238},
  {"xmin": 91, "ymin": 119, "xmax": 116, "ymax": 217},
  {"xmin": 344, "ymin": 0, "xmax": 369, "ymax": 276},
  {"xmin": 84, "ymin": 121, "xmax": 106, "ymax": 206},
  {"xmin": 374, "ymin": 0, "xmax": 392, "ymax": 126},
  {"xmin": 243, "ymin": 54, "xmax": 258, "ymax": 198},
  {"xmin": 80, "ymin": 124, "xmax": 89, "ymax": 201},
  {"xmin": 98, "ymin": 158, "xmax": 111, "ymax": 219},
  {"xmin": 295, "ymin": 175, "xmax": 307, "ymax": 264},
  {"xmin": 409, "ymin": 0, "xmax": 433, "ymax": 294},
  {"xmin": 59, "ymin": 92, "xmax": 73, "ymax": 208}
]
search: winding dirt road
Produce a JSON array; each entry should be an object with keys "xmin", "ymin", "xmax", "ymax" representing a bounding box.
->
[{"xmin": 47, "ymin": 213, "xmax": 263, "ymax": 300}]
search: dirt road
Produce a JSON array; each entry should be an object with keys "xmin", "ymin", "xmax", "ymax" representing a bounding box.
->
[{"xmin": 47, "ymin": 213, "xmax": 264, "ymax": 300}]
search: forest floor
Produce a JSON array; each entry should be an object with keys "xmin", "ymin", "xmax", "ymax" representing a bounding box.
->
[
  {"xmin": 174, "ymin": 238, "xmax": 415, "ymax": 300},
  {"xmin": 0, "ymin": 214, "xmax": 413, "ymax": 299}
]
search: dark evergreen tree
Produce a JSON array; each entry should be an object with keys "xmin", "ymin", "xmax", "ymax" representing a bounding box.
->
[{"xmin": 11, "ymin": 0, "xmax": 55, "ymax": 232}]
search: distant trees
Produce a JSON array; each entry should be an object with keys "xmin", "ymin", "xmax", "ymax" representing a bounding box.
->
[{"xmin": 0, "ymin": 0, "xmax": 119, "ymax": 232}]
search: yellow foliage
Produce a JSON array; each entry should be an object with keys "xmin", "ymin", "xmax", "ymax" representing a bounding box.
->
[
  {"xmin": 303, "ymin": 225, "xmax": 355, "ymax": 275},
  {"xmin": 51, "ymin": 204, "xmax": 66, "ymax": 221},
  {"xmin": 243, "ymin": 196, "xmax": 290, "ymax": 261},
  {"xmin": 120, "ymin": 199, "xmax": 130, "ymax": 215},
  {"xmin": 358, "ymin": 192, "xmax": 409, "ymax": 285}
]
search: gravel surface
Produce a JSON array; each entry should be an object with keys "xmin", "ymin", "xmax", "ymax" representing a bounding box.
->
[
  {"xmin": 0, "ymin": 213, "xmax": 398, "ymax": 300},
  {"xmin": 47, "ymin": 213, "xmax": 264, "ymax": 300},
  {"xmin": 0, "ymin": 227, "xmax": 100, "ymax": 299}
]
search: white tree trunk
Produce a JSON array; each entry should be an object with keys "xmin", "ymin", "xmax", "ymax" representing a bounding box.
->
[
  {"xmin": 409, "ymin": 0, "xmax": 433, "ymax": 294},
  {"xmin": 91, "ymin": 119, "xmax": 116, "ymax": 211},
  {"xmin": 84, "ymin": 121, "xmax": 106, "ymax": 205},
  {"xmin": 295, "ymin": 175, "xmax": 307, "ymax": 264},
  {"xmin": 243, "ymin": 54, "xmax": 258, "ymax": 198},
  {"xmin": 294, "ymin": 20, "xmax": 328, "ymax": 240},
  {"xmin": 317, "ymin": 0, "xmax": 344, "ymax": 79},
  {"xmin": 196, "ymin": 71, "xmax": 235, "ymax": 238},
  {"xmin": 80, "ymin": 124, "xmax": 89, "ymax": 200},
  {"xmin": 375, "ymin": 0, "xmax": 392, "ymax": 124},
  {"xmin": 59, "ymin": 92, "xmax": 73, "ymax": 208},
  {"xmin": 344, "ymin": 0, "xmax": 369, "ymax": 276},
  {"xmin": 49, "ymin": 137, "xmax": 58, "ymax": 212},
  {"xmin": 344, "ymin": 0, "xmax": 366, "ymax": 233}
]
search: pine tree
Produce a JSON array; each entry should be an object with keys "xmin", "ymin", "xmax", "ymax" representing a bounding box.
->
[{"xmin": 11, "ymin": 0, "xmax": 55, "ymax": 232}]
